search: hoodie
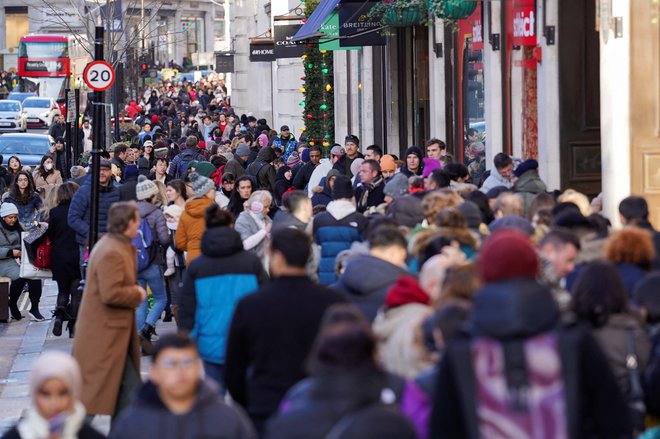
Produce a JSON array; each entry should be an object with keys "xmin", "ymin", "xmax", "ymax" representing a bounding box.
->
[
  {"xmin": 332, "ymin": 254, "xmax": 409, "ymax": 322},
  {"xmin": 109, "ymin": 380, "xmax": 256, "ymax": 439},
  {"xmin": 311, "ymin": 171, "xmax": 341, "ymax": 207},
  {"xmin": 513, "ymin": 170, "xmax": 547, "ymax": 215},
  {"xmin": 480, "ymin": 167, "xmax": 512, "ymax": 194},
  {"xmin": 313, "ymin": 200, "xmax": 367, "ymax": 285},
  {"xmin": 247, "ymin": 147, "xmax": 276, "ymax": 192}
]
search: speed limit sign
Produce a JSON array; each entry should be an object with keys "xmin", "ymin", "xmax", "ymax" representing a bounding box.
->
[{"xmin": 83, "ymin": 61, "xmax": 116, "ymax": 92}]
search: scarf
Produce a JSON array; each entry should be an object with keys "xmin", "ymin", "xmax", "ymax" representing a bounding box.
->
[{"xmin": 17, "ymin": 401, "xmax": 87, "ymax": 439}]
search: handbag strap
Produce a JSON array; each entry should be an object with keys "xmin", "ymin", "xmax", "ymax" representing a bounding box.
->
[{"xmin": 626, "ymin": 329, "xmax": 644, "ymax": 400}]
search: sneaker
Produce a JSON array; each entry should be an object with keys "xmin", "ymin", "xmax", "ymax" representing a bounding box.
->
[{"xmin": 29, "ymin": 309, "xmax": 46, "ymax": 322}]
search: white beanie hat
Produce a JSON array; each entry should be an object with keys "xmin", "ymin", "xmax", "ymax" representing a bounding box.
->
[
  {"xmin": 29, "ymin": 351, "xmax": 82, "ymax": 402},
  {"xmin": 0, "ymin": 202, "xmax": 19, "ymax": 218}
]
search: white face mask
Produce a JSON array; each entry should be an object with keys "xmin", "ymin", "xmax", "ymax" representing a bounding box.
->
[{"xmin": 44, "ymin": 163, "xmax": 53, "ymax": 171}]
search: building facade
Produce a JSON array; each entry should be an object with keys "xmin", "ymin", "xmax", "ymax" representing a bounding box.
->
[
  {"xmin": 326, "ymin": 0, "xmax": 600, "ymax": 199},
  {"xmin": 0, "ymin": 0, "xmax": 226, "ymax": 70},
  {"xmin": 228, "ymin": 0, "xmax": 305, "ymax": 134}
]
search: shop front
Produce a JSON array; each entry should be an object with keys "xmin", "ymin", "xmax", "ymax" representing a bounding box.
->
[{"xmin": 446, "ymin": 0, "xmax": 601, "ymax": 193}]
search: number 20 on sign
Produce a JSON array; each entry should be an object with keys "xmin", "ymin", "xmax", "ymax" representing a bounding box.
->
[{"xmin": 83, "ymin": 61, "xmax": 116, "ymax": 92}]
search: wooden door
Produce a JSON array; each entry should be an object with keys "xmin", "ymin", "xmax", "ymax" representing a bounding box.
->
[
  {"xmin": 558, "ymin": 0, "xmax": 602, "ymax": 196},
  {"xmin": 630, "ymin": 1, "xmax": 660, "ymax": 226}
]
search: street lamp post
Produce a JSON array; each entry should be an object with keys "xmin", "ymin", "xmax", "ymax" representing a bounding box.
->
[{"xmin": 89, "ymin": 26, "xmax": 104, "ymax": 249}]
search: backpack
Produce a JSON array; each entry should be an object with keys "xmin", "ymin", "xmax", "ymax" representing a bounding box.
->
[
  {"xmin": 132, "ymin": 218, "xmax": 155, "ymax": 272},
  {"xmin": 247, "ymin": 161, "xmax": 269, "ymax": 188},
  {"xmin": 451, "ymin": 332, "xmax": 567, "ymax": 437},
  {"xmin": 175, "ymin": 149, "xmax": 204, "ymax": 179}
]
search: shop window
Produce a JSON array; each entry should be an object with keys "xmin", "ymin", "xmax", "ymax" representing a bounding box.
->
[
  {"xmin": 5, "ymin": 8, "xmax": 29, "ymax": 50},
  {"xmin": 457, "ymin": 3, "xmax": 486, "ymax": 185},
  {"xmin": 181, "ymin": 16, "xmax": 205, "ymax": 64},
  {"xmin": 505, "ymin": 0, "xmax": 538, "ymax": 159}
]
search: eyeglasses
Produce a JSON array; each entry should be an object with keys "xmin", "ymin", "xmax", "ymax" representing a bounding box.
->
[{"xmin": 158, "ymin": 357, "xmax": 199, "ymax": 370}]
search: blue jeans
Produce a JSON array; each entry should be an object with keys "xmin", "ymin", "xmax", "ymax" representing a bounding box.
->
[
  {"xmin": 203, "ymin": 361, "xmax": 226, "ymax": 395},
  {"xmin": 135, "ymin": 263, "xmax": 167, "ymax": 329}
]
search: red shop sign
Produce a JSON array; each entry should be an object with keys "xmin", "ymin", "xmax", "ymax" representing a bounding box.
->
[
  {"xmin": 512, "ymin": 0, "xmax": 536, "ymax": 46},
  {"xmin": 458, "ymin": 2, "xmax": 483, "ymax": 51}
]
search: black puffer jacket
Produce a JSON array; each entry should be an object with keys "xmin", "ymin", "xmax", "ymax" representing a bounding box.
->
[{"xmin": 109, "ymin": 379, "xmax": 256, "ymax": 439}]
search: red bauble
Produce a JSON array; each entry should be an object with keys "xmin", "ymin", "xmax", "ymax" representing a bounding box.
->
[{"xmin": 307, "ymin": 114, "xmax": 313, "ymax": 119}]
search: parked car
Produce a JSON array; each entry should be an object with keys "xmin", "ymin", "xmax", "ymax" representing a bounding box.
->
[
  {"xmin": 0, "ymin": 133, "xmax": 54, "ymax": 167},
  {"xmin": 0, "ymin": 100, "xmax": 27, "ymax": 133},
  {"xmin": 6, "ymin": 92, "xmax": 37, "ymax": 103},
  {"xmin": 22, "ymin": 97, "xmax": 61, "ymax": 128}
]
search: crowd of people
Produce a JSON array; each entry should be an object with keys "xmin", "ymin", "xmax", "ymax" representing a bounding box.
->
[{"xmin": 3, "ymin": 74, "xmax": 660, "ymax": 439}]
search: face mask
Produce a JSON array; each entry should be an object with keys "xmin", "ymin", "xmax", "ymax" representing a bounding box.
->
[{"xmin": 44, "ymin": 163, "xmax": 53, "ymax": 171}]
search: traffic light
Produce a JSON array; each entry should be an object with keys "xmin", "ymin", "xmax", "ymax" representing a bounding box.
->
[{"xmin": 140, "ymin": 63, "xmax": 148, "ymax": 78}]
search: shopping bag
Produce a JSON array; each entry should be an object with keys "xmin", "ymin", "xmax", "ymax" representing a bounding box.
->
[
  {"xmin": 22, "ymin": 224, "xmax": 48, "ymax": 264},
  {"xmin": 19, "ymin": 232, "xmax": 52, "ymax": 279}
]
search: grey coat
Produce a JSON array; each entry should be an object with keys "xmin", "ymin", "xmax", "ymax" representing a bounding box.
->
[
  {"xmin": 235, "ymin": 211, "xmax": 271, "ymax": 261},
  {"xmin": 0, "ymin": 221, "xmax": 21, "ymax": 280}
]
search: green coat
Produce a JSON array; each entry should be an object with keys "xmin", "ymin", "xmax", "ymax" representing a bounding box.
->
[{"xmin": 514, "ymin": 170, "xmax": 547, "ymax": 215}]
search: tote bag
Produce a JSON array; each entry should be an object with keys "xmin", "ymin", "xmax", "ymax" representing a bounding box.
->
[{"xmin": 19, "ymin": 232, "xmax": 52, "ymax": 279}]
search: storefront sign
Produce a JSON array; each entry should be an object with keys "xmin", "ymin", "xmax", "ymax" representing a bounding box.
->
[
  {"xmin": 338, "ymin": 0, "xmax": 385, "ymax": 48},
  {"xmin": 458, "ymin": 2, "xmax": 483, "ymax": 51},
  {"xmin": 319, "ymin": 12, "xmax": 359, "ymax": 51},
  {"xmin": 215, "ymin": 53, "xmax": 235, "ymax": 73},
  {"xmin": 512, "ymin": 0, "xmax": 536, "ymax": 46},
  {"xmin": 249, "ymin": 43, "xmax": 275, "ymax": 62},
  {"xmin": 274, "ymin": 23, "xmax": 306, "ymax": 58},
  {"xmin": 471, "ymin": 4, "xmax": 483, "ymax": 50}
]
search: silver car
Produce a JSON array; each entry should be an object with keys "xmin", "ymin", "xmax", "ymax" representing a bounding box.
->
[{"xmin": 0, "ymin": 100, "xmax": 27, "ymax": 132}]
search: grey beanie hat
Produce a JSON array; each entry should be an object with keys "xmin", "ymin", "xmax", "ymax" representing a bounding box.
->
[
  {"xmin": 236, "ymin": 143, "xmax": 250, "ymax": 158},
  {"xmin": 135, "ymin": 175, "xmax": 159, "ymax": 201},
  {"xmin": 383, "ymin": 173, "xmax": 409, "ymax": 198}
]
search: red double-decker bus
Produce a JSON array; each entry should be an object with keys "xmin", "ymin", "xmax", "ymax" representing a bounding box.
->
[{"xmin": 18, "ymin": 35, "xmax": 76, "ymax": 102}]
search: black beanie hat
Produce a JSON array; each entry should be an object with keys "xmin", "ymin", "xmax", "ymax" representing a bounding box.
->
[
  {"xmin": 332, "ymin": 175, "xmax": 354, "ymax": 200},
  {"xmin": 405, "ymin": 146, "xmax": 423, "ymax": 160}
]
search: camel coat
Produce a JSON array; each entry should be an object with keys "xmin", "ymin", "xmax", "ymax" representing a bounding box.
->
[
  {"xmin": 72, "ymin": 233, "xmax": 143, "ymax": 416},
  {"xmin": 32, "ymin": 169, "xmax": 63, "ymax": 193}
]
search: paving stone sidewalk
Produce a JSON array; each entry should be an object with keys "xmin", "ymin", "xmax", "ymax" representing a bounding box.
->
[{"xmin": 0, "ymin": 280, "xmax": 176, "ymax": 435}]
